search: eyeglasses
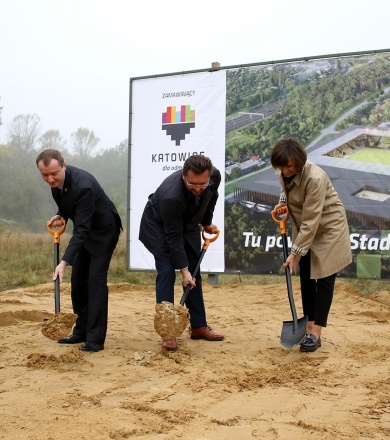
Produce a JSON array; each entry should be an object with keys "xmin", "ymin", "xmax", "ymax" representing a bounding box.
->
[{"xmin": 183, "ymin": 177, "xmax": 210, "ymax": 189}]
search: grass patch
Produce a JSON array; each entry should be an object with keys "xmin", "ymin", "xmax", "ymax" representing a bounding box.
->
[
  {"xmin": 347, "ymin": 147, "xmax": 390, "ymax": 164},
  {"xmin": 1, "ymin": 228, "xmax": 390, "ymax": 295},
  {"xmin": 225, "ymin": 131, "xmax": 258, "ymax": 150}
]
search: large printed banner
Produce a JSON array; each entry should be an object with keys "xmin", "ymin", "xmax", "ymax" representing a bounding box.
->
[
  {"xmin": 129, "ymin": 50, "xmax": 390, "ymax": 279},
  {"xmin": 128, "ymin": 70, "xmax": 227, "ymax": 271}
]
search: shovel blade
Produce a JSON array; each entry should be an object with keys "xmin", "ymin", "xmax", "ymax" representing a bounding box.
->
[
  {"xmin": 41, "ymin": 312, "xmax": 77, "ymax": 341},
  {"xmin": 154, "ymin": 302, "xmax": 190, "ymax": 339},
  {"xmin": 280, "ymin": 315, "xmax": 308, "ymax": 349}
]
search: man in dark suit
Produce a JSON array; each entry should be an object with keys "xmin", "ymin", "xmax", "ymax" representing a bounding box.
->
[
  {"xmin": 139, "ymin": 154, "xmax": 224, "ymax": 351},
  {"xmin": 36, "ymin": 149, "xmax": 122, "ymax": 352}
]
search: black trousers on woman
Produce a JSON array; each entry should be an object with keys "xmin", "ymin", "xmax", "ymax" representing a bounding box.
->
[{"xmin": 299, "ymin": 250, "xmax": 336, "ymax": 327}]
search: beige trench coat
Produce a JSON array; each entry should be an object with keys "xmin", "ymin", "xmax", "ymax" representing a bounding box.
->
[{"xmin": 277, "ymin": 160, "xmax": 352, "ymax": 279}]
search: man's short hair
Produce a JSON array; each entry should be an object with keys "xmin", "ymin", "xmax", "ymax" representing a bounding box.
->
[{"xmin": 183, "ymin": 154, "xmax": 213, "ymax": 175}]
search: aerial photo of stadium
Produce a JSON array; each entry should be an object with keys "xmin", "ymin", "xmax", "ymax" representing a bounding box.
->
[{"xmin": 233, "ymin": 126, "xmax": 390, "ymax": 231}]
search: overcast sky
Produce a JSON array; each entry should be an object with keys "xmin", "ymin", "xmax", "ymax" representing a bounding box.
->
[{"xmin": 1, "ymin": 0, "xmax": 389, "ymax": 152}]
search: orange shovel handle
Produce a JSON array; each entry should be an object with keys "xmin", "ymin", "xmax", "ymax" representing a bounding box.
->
[
  {"xmin": 271, "ymin": 206, "xmax": 289, "ymax": 235},
  {"xmin": 201, "ymin": 228, "xmax": 220, "ymax": 251},
  {"xmin": 47, "ymin": 219, "xmax": 67, "ymax": 244}
]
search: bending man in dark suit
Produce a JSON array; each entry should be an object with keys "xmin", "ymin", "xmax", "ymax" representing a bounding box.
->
[
  {"xmin": 139, "ymin": 154, "xmax": 224, "ymax": 351},
  {"xmin": 36, "ymin": 149, "xmax": 122, "ymax": 352}
]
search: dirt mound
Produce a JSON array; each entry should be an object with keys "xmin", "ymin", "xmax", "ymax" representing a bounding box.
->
[{"xmin": 0, "ymin": 280, "xmax": 389, "ymax": 439}]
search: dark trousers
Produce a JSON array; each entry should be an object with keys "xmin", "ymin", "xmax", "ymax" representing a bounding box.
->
[
  {"xmin": 154, "ymin": 242, "xmax": 207, "ymax": 328},
  {"xmin": 299, "ymin": 251, "xmax": 336, "ymax": 327},
  {"xmin": 71, "ymin": 243, "xmax": 118, "ymax": 344}
]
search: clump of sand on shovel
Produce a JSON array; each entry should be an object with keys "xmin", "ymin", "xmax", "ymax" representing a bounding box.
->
[
  {"xmin": 154, "ymin": 302, "xmax": 190, "ymax": 339},
  {"xmin": 41, "ymin": 313, "xmax": 78, "ymax": 341}
]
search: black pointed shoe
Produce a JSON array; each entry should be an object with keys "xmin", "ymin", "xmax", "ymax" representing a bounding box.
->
[
  {"xmin": 79, "ymin": 342, "xmax": 104, "ymax": 352},
  {"xmin": 58, "ymin": 334, "xmax": 86, "ymax": 344}
]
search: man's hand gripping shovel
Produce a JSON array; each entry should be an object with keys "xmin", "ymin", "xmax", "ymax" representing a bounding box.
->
[
  {"xmin": 41, "ymin": 220, "xmax": 77, "ymax": 341},
  {"xmin": 154, "ymin": 228, "xmax": 220, "ymax": 340},
  {"xmin": 271, "ymin": 207, "xmax": 307, "ymax": 348}
]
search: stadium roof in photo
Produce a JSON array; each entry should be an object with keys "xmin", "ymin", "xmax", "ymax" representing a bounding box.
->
[{"xmin": 233, "ymin": 126, "xmax": 390, "ymax": 222}]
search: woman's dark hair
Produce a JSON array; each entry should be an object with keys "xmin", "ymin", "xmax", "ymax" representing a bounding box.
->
[
  {"xmin": 270, "ymin": 137, "xmax": 307, "ymax": 172},
  {"xmin": 182, "ymin": 154, "xmax": 213, "ymax": 175},
  {"xmin": 36, "ymin": 149, "xmax": 65, "ymax": 167}
]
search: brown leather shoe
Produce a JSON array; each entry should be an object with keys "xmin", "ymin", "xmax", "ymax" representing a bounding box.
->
[
  {"xmin": 162, "ymin": 338, "xmax": 178, "ymax": 351},
  {"xmin": 190, "ymin": 326, "xmax": 224, "ymax": 341}
]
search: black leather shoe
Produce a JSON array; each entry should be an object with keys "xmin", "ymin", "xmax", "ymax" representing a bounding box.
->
[
  {"xmin": 300, "ymin": 333, "xmax": 321, "ymax": 352},
  {"xmin": 58, "ymin": 334, "xmax": 86, "ymax": 344},
  {"xmin": 80, "ymin": 342, "xmax": 104, "ymax": 352}
]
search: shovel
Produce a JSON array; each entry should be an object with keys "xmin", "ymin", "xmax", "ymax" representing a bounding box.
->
[
  {"xmin": 41, "ymin": 219, "xmax": 77, "ymax": 341},
  {"xmin": 271, "ymin": 207, "xmax": 307, "ymax": 348},
  {"xmin": 179, "ymin": 227, "xmax": 220, "ymax": 306},
  {"xmin": 154, "ymin": 227, "xmax": 220, "ymax": 339}
]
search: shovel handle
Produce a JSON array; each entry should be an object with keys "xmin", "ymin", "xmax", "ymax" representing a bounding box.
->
[
  {"xmin": 47, "ymin": 219, "xmax": 66, "ymax": 314},
  {"xmin": 201, "ymin": 228, "xmax": 220, "ymax": 251},
  {"xmin": 271, "ymin": 206, "xmax": 289, "ymax": 235},
  {"xmin": 272, "ymin": 207, "xmax": 303, "ymax": 338},
  {"xmin": 180, "ymin": 227, "xmax": 220, "ymax": 306},
  {"xmin": 47, "ymin": 219, "xmax": 67, "ymax": 244}
]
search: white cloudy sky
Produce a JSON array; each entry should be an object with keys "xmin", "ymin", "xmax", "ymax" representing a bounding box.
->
[{"xmin": 1, "ymin": 0, "xmax": 389, "ymax": 151}]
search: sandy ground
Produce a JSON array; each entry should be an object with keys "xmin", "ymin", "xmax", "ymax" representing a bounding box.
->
[{"xmin": 0, "ymin": 279, "xmax": 389, "ymax": 440}]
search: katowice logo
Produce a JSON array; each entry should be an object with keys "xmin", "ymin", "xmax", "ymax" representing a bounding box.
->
[{"xmin": 162, "ymin": 105, "xmax": 195, "ymax": 146}]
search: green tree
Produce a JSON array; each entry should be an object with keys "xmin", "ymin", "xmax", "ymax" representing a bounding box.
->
[
  {"xmin": 71, "ymin": 127, "xmax": 100, "ymax": 157},
  {"xmin": 0, "ymin": 146, "xmax": 53, "ymax": 230},
  {"xmin": 7, "ymin": 114, "xmax": 41, "ymax": 152},
  {"xmin": 229, "ymin": 167, "xmax": 241, "ymax": 180},
  {"xmin": 39, "ymin": 129, "xmax": 67, "ymax": 151}
]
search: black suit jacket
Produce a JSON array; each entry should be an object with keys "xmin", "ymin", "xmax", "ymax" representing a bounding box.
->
[
  {"xmin": 52, "ymin": 165, "xmax": 122, "ymax": 265},
  {"xmin": 139, "ymin": 167, "xmax": 220, "ymax": 270}
]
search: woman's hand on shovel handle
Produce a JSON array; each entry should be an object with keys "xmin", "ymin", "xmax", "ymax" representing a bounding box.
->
[
  {"xmin": 283, "ymin": 253, "xmax": 296, "ymax": 274},
  {"xmin": 53, "ymin": 260, "xmax": 68, "ymax": 283},
  {"xmin": 181, "ymin": 269, "xmax": 196, "ymax": 290},
  {"xmin": 273, "ymin": 204, "xmax": 288, "ymax": 217}
]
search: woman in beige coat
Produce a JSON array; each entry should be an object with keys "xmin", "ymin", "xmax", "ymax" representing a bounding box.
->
[{"xmin": 271, "ymin": 138, "xmax": 352, "ymax": 352}]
